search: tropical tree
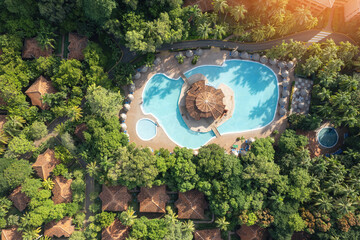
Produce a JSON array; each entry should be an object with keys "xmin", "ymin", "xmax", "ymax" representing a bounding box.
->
[
  {"xmin": 230, "ymin": 4, "xmax": 247, "ymax": 22},
  {"xmin": 36, "ymin": 23, "xmax": 56, "ymax": 50},
  {"xmin": 182, "ymin": 220, "xmax": 195, "ymax": 233},
  {"xmin": 215, "ymin": 217, "xmax": 230, "ymax": 231},
  {"xmin": 212, "ymin": 0, "xmax": 228, "ymax": 21},
  {"xmin": 212, "ymin": 24, "xmax": 227, "ymax": 40},
  {"xmin": 22, "ymin": 227, "xmax": 41, "ymax": 240},
  {"xmin": 197, "ymin": 22, "xmax": 212, "ymax": 40},
  {"xmin": 3, "ymin": 116, "xmax": 26, "ymax": 137},
  {"xmin": 86, "ymin": 162, "xmax": 99, "ymax": 177},
  {"xmin": 120, "ymin": 206, "xmax": 137, "ymax": 226},
  {"xmin": 42, "ymin": 178, "xmax": 55, "ymax": 190}
]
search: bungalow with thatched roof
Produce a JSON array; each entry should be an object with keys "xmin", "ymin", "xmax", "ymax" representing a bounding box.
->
[
  {"xmin": 22, "ymin": 38, "xmax": 53, "ymax": 59},
  {"xmin": 9, "ymin": 186, "xmax": 30, "ymax": 212},
  {"xmin": 236, "ymin": 224, "xmax": 269, "ymax": 240},
  {"xmin": 52, "ymin": 176, "xmax": 72, "ymax": 204},
  {"xmin": 1, "ymin": 227, "xmax": 22, "ymax": 240},
  {"xmin": 32, "ymin": 148, "xmax": 60, "ymax": 179},
  {"xmin": 68, "ymin": 33, "xmax": 88, "ymax": 60},
  {"xmin": 102, "ymin": 219, "xmax": 129, "ymax": 240},
  {"xmin": 25, "ymin": 76, "xmax": 57, "ymax": 110},
  {"xmin": 175, "ymin": 189, "xmax": 208, "ymax": 219},
  {"xmin": 137, "ymin": 185, "xmax": 169, "ymax": 213},
  {"xmin": 99, "ymin": 185, "xmax": 132, "ymax": 212},
  {"xmin": 44, "ymin": 217, "xmax": 75, "ymax": 238},
  {"xmin": 74, "ymin": 123, "xmax": 88, "ymax": 142},
  {"xmin": 194, "ymin": 229, "xmax": 222, "ymax": 240}
]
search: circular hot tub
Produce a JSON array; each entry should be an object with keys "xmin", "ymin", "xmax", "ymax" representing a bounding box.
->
[
  {"xmin": 136, "ymin": 118, "xmax": 157, "ymax": 141},
  {"xmin": 317, "ymin": 127, "xmax": 338, "ymax": 148}
]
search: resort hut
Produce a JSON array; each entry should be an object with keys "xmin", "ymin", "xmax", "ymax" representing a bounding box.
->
[
  {"xmin": 282, "ymin": 81, "xmax": 290, "ymax": 88},
  {"xmin": 140, "ymin": 65, "xmax": 149, "ymax": 73},
  {"xmin": 287, "ymin": 61, "xmax": 294, "ymax": 69},
  {"xmin": 153, "ymin": 57, "xmax": 161, "ymax": 66},
  {"xmin": 120, "ymin": 123, "xmax": 127, "ymax": 131},
  {"xmin": 127, "ymin": 94, "xmax": 134, "ymax": 102},
  {"xmin": 99, "ymin": 185, "xmax": 132, "ymax": 212},
  {"xmin": 278, "ymin": 61, "xmax": 286, "ymax": 69},
  {"xmin": 129, "ymin": 84, "xmax": 135, "ymax": 92},
  {"xmin": 175, "ymin": 189, "xmax": 208, "ymax": 219},
  {"xmin": 52, "ymin": 176, "xmax": 73, "ymax": 204},
  {"xmin": 300, "ymin": 89, "xmax": 308, "ymax": 97},
  {"xmin": 9, "ymin": 186, "xmax": 30, "ymax": 212},
  {"xmin": 123, "ymin": 104, "xmax": 131, "ymax": 112},
  {"xmin": 282, "ymin": 89, "xmax": 290, "ymax": 98},
  {"xmin": 120, "ymin": 113, "xmax": 127, "ymax": 120},
  {"xmin": 186, "ymin": 50, "xmax": 194, "ymax": 58},
  {"xmin": 194, "ymin": 229, "xmax": 222, "ymax": 240},
  {"xmin": 241, "ymin": 51, "xmax": 250, "ymax": 59},
  {"xmin": 236, "ymin": 225, "xmax": 269, "ymax": 240},
  {"xmin": 252, "ymin": 53, "xmax": 260, "ymax": 61},
  {"xmin": 231, "ymin": 50, "xmax": 239, "ymax": 58},
  {"xmin": 44, "ymin": 217, "xmax": 75, "ymax": 238},
  {"xmin": 195, "ymin": 48, "xmax": 203, "ymax": 56},
  {"xmin": 269, "ymin": 58, "xmax": 278, "ymax": 65},
  {"xmin": 298, "ymin": 102, "xmax": 305, "ymax": 110},
  {"xmin": 25, "ymin": 76, "xmax": 57, "ymax": 110},
  {"xmin": 279, "ymin": 98, "xmax": 286, "ymax": 106},
  {"xmin": 68, "ymin": 33, "xmax": 88, "ymax": 60},
  {"xmin": 22, "ymin": 38, "xmax": 53, "ymax": 59},
  {"xmin": 281, "ymin": 70, "xmax": 289, "ymax": 78},
  {"xmin": 32, "ymin": 149, "xmax": 60, "ymax": 180},
  {"xmin": 137, "ymin": 185, "xmax": 170, "ymax": 213},
  {"xmin": 102, "ymin": 219, "xmax": 129, "ymax": 240},
  {"xmin": 279, "ymin": 108, "xmax": 287, "ymax": 116},
  {"xmin": 1, "ymin": 228, "xmax": 23, "ymax": 240},
  {"xmin": 133, "ymin": 72, "xmax": 141, "ymax": 80},
  {"xmin": 248, "ymin": 137, "xmax": 256, "ymax": 143},
  {"xmin": 260, "ymin": 55, "xmax": 268, "ymax": 64}
]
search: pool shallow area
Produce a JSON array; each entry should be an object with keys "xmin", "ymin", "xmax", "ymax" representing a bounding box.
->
[
  {"xmin": 136, "ymin": 118, "xmax": 157, "ymax": 141},
  {"xmin": 317, "ymin": 127, "xmax": 338, "ymax": 148},
  {"xmin": 141, "ymin": 60, "xmax": 279, "ymax": 149}
]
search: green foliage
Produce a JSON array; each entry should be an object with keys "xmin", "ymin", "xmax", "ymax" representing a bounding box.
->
[
  {"xmin": 96, "ymin": 211, "xmax": 116, "ymax": 228},
  {"xmin": 27, "ymin": 121, "xmax": 48, "ymax": 140},
  {"xmin": 83, "ymin": 0, "xmax": 116, "ymax": 24},
  {"xmin": 277, "ymin": 129, "xmax": 308, "ymax": 155},
  {"xmin": 191, "ymin": 55, "xmax": 199, "ymax": 65},
  {"xmin": 54, "ymin": 145, "xmax": 74, "ymax": 165},
  {"xmin": 53, "ymin": 164, "xmax": 69, "ymax": 177},
  {"xmin": 129, "ymin": 216, "xmax": 168, "ymax": 240},
  {"xmin": 3, "ymin": 159, "xmax": 33, "ymax": 188},
  {"xmin": 21, "ymin": 178, "xmax": 42, "ymax": 198},
  {"xmin": 71, "ymin": 170, "xmax": 86, "ymax": 203},
  {"xmin": 113, "ymin": 63, "xmax": 134, "ymax": 87},
  {"xmin": 288, "ymin": 114, "xmax": 322, "ymax": 131},
  {"xmin": 52, "ymin": 59, "xmax": 84, "ymax": 91}
]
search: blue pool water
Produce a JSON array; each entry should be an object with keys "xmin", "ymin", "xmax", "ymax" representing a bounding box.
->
[
  {"xmin": 142, "ymin": 60, "xmax": 279, "ymax": 149},
  {"xmin": 136, "ymin": 118, "xmax": 157, "ymax": 141},
  {"xmin": 317, "ymin": 127, "xmax": 338, "ymax": 148}
]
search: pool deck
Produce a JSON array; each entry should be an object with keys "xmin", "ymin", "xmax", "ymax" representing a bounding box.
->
[{"xmin": 125, "ymin": 47, "xmax": 291, "ymax": 151}]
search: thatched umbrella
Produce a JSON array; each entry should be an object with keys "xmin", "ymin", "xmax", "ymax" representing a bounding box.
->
[
  {"xmin": 231, "ymin": 50, "xmax": 239, "ymax": 58},
  {"xmin": 282, "ymin": 89, "xmax": 290, "ymax": 98},
  {"xmin": 252, "ymin": 53, "xmax": 260, "ymax": 61},
  {"xmin": 129, "ymin": 84, "xmax": 135, "ymax": 92},
  {"xmin": 279, "ymin": 108, "xmax": 287, "ymax": 115},
  {"xmin": 120, "ymin": 113, "xmax": 127, "ymax": 120},
  {"xmin": 120, "ymin": 123, "xmax": 127, "ymax": 131},
  {"xmin": 124, "ymin": 103, "xmax": 131, "ymax": 111},
  {"xmin": 127, "ymin": 94, "xmax": 134, "ymax": 102},
  {"xmin": 269, "ymin": 58, "xmax": 278, "ymax": 65},
  {"xmin": 241, "ymin": 51, "xmax": 250, "ymax": 59},
  {"xmin": 298, "ymin": 102, "xmax": 305, "ymax": 110},
  {"xmin": 248, "ymin": 137, "xmax": 256, "ymax": 143},
  {"xmin": 278, "ymin": 61, "xmax": 286, "ymax": 69},
  {"xmin": 281, "ymin": 70, "xmax": 289, "ymax": 78},
  {"xmin": 260, "ymin": 55, "xmax": 268, "ymax": 64},
  {"xmin": 153, "ymin": 57, "xmax": 161, "ymax": 66},
  {"xmin": 195, "ymin": 48, "xmax": 203, "ymax": 56},
  {"xmin": 279, "ymin": 98, "xmax": 286, "ymax": 106},
  {"xmin": 133, "ymin": 72, "xmax": 141, "ymax": 80},
  {"xmin": 282, "ymin": 81, "xmax": 290, "ymax": 88},
  {"xmin": 287, "ymin": 61, "xmax": 294, "ymax": 69},
  {"xmin": 300, "ymin": 89, "xmax": 308, "ymax": 97},
  {"xmin": 186, "ymin": 50, "xmax": 194, "ymax": 58},
  {"xmin": 140, "ymin": 65, "xmax": 148, "ymax": 73}
]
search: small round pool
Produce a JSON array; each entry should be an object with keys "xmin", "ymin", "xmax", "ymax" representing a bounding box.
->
[
  {"xmin": 317, "ymin": 127, "xmax": 338, "ymax": 148},
  {"xmin": 136, "ymin": 118, "xmax": 157, "ymax": 141}
]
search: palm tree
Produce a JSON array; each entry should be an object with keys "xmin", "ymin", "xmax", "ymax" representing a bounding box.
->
[
  {"xmin": 212, "ymin": 0, "xmax": 229, "ymax": 21},
  {"xmin": 264, "ymin": 24, "xmax": 276, "ymax": 39},
  {"xmin": 99, "ymin": 156, "xmax": 114, "ymax": 172},
  {"xmin": 335, "ymin": 197, "xmax": 356, "ymax": 216},
  {"xmin": 197, "ymin": 22, "xmax": 212, "ymax": 39},
  {"xmin": 230, "ymin": 5, "xmax": 247, "ymax": 22},
  {"xmin": 252, "ymin": 28, "xmax": 266, "ymax": 42},
  {"xmin": 120, "ymin": 206, "xmax": 137, "ymax": 226},
  {"xmin": 212, "ymin": 24, "xmax": 227, "ymax": 40},
  {"xmin": 182, "ymin": 220, "xmax": 195, "ymax": 233},
  {"xmin": 293, "ymin": 6, "xmax": 312, "ymax": 26},
  {"xmin": 36, "ymin": 24, "xmax": 56, "ymax": 51},
  {"xmin": 165, "ymin": 206, "xmax": 178, "ymax": 224},
  {"xmin": 42, "ymin": 178, "xmax": 55, "ymax": 190},
  {"xmin": 0, "ymin": 130, "xmax": 9, "ymax": 145},
  {"xmin": 22, "ymin": 227, "xmax": 41, "ymax": 240},
  {"xmin": 314, "ymin": 195, "xmax": 333, "ymax": 213},
  {"xmin": 67, "ymin": 106, "xmax": 83, "ymax": 121},
  {"xmin": 215, "ymin": 216, "xmax": 230, "ymax": 231},
  {"xmin": 86, "ymin": 161, "xmax": 99, "ymax": 177},
  {"xmin": 3, "ymin": 115, "xmax": 26, "ymax": 137}
]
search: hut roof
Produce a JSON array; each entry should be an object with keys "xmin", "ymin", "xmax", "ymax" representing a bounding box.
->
[
  {"xmin": 185, "ymin": 80, "xmax": 225, "ymax": 121},
  {"xmin": 9, "ymin": 186, "xmax": 30, "ymax": 212},
  {"xmin": 236, "ymin": 224, "xmax": 269, "ymax": 240},
  {"xmin": 194, "ymin": 229, "xmax": 222, "ymax": 240},
  {"xmin": 102, "ymin": 219, "xmax": 129, "ymax": 240},
  {"xmin": 32, "ymin": 148, "xmax": 60, "ymax": 179},
  {"xmin": 52, "ymin": 176, "xmax": 72, "ymax": 204},
  {"xmin": 74, "ymin": 123, "xmax": 88, "ymax": 142},
  {"xmin": 137, "ymin": 185, "xmax": 169, "ymax": 213},
  {"xmin": 99, "ymin": 185, "xmax": 132, "ymax": 212},
  {"xmin": 252, "ymin": 53, "xmax": 260, "ymax": 61},
  {"xmin": 175, "ymin": 189, "xmax": 208, "ymax": 219},
  {"xmin": 1, "ymin": 227, "xmax": 22, "ymax": 240},
  {"xmin": 22, "ymin": 38, "xmax": 53, "ymax": 59},
  {"xmin": 44, "ymin": 217, "xmax": 75, "ymax": 238},
  {"xmin": 25, "ymin": 76, "xmax": 57, "ymax": 110},
  {"xmin": 68, "ymin": 33, "xmax": 88, "ymax": 60}
]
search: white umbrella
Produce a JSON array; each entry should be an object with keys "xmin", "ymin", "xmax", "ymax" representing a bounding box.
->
[
  {"xmin": 252, "ymin": 53, "xmax": 260, "ymax": 61},
  {"xmin": 129, "ymin": 84, "xmax": 135, "ymax": 92},
  {"xmin": 241, "ymin": 51, "xmax": 250, "ymax": 59},
  {"xmin": 278, "ymin": 61, "xmax": 286, "ymax": 69},
  {"xmin": 193, "ymin": 150, "xmax": 199, "ymax": 156},
  {"xmin": 133, "ymin": 72, "xmax": 141, "ymax": 80},
  {"xmin": 300, "ymin": 89, "xmax": 308, "ymax": 97},
  {"xmin": 269, "ymin": 58, "xmax": 278, "ymax": 65},
  {"xmin": 231, "ymin": 50, "xmax": 239, "ymax": 58},
  {"xmin": 248, "ymin": 137, "xmax": 256, "ymax": 143},
  {"xmin": 124, "ymin": 103, "xmax": 131, "ymax": 111},
  {"xmin": 287, "ymin": 61, "xmax": 294, "ymax": 69},
  {"xmin": 120, "ymin": 113, "xmax": 127, "ymax": 120},
  {"xmin": 298, "ymin": 102, "xmax": 305, "ymax": 110},
  {"xmin": 186, "ymin": 50, "xmax": 193, "ymax": 58},
  {"xmin": 120, "ymin": 123, "xmax": 127, "ymax": 131},
  {"xmin": 260, "ymin": 55, "xmax": 268, "ymax": 64},
  {"xmin": 282, "ymin": 89, "xmax": 290, "ymax": 98},
  {"xmin": 279, "ymin": 108, "xmax": 287, "ymax": 115},
  {"xmin": 154, "ymin": 57, "xmax": 161, "ymax": 66},
  {"xmin": 140, "ymin": 65, "xmax": 148, "ymax": 73},
  {"xmin": 195, "ymin": 48, "xmax": 203, "ymax": 56},
  {"xmin": 127, "ymin": 94, "xmax": 134, "ymax": 101},
  {"xmin": 281, "ymin": 70, "xmax": 289, "ymax": 78},
  {"xmin": 282, "ymin": 81, "xmax": 290, "ymax": 87},
  {"xmin": 279, "ymin": 98, "xmax": 286, "ymax": 106}
]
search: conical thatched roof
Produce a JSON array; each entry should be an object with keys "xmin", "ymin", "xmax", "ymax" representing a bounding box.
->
[
  {"xmin": 102, "ymin": 219, "xmax": 129, "ymax": 240},
  {"xmin": 194, "ymin": 229, "xmax": 222, "ymax": 240},
  {"xmin": 236, "ymin": 224, "xmax": 269, "ymax": 240},
  {"xmin": 1, "ymin": 227, "xmax": 22, "ymax": 240},
  {"xmin": 99, "ymin": 185, "xmax": 132, "ymax": 212},
  {"xmin": 260, "ymin": 55, "xmax": 268, "ymax": 64},
  {"xmin": 252, "ymin": 53, "xmax": 260, "ymax": 61},
  {"xmin": 9, "ymin": 186, "xmax": 30, "ymax": 212},
  {"xmin": 52, "ymin": 176, "xmax": 72, "ymax": 204},
  {"xmin": 25, "ymin": 76, "xmax": 57, "ymax": 110},
  {"xmin": 68, "ymin": 33, "xmax": 88, "ymax": 60},
  {"xmin": 137, "ymin": 185, "xmax": 169, "ymax": 213},
  {"xmin": 186, "ymin": 50, "xmax": 194, "ymax": 58},
  {"xmin": 44, "ymin": 217, "xmax": 75, "ymax": 238},
  {"xmin": 175, "ymin": 189, "xmax": 208, "ymax": 219},
  {"xmin": 22, "ymin": 38, "xmax": 53, "ymax": 59},
  {"xmin": 32, "ymin": 148, "xmax": 60, "ymax": 179}
]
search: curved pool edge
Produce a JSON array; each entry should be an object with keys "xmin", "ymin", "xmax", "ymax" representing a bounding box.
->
[
  {"xmin": 317, "ymin": 127, "xmax": 339, "ymax": 149},
  {"xmin": 136, "ymin": 118, "xmax": 158, "ymax": 141}
]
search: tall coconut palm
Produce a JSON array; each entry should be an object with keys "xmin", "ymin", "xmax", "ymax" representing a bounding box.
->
[
  {"xmin": 314, "ymin": 195, "xmax": 333, "ymax": 213},
  {"xmin": 22, "ymin": 227, "xmax": 41, "ymax": 240},
  {"xmin": 67, "ymin": 106, "xmax": 83, "ymax": 121},
  {"xmin": 230, "ymin": 5, "xmax": 247, "ymax": 22},
  {"xmin": 197, "ymin": 22, "xmax": 212, "ymax": 39},
  {"xmin": 212, "ymin": 0, "xmax": 229, "ymax": 21},
  {"xmin": 335, "ymin": 197, "xmax": 356, "ymax": 216},
  {"xmin": 99, "ymin": 156, "xmax": 114, "ymax": 172},
  {"xmin": 264, "ymin": 24, "xmax": 276, "ymax": 39},
  {"xmin": 3, "ymin": 115, "xmax": 26, "ymax": 137},
  {"xmin": 212, "ymin": 24, "xmax": 227, "ymax": 40},
  {"xmin": 252, "ymin": 28, "xmax": 266, "ymax": 42},
  {"xmin": 42, "ymin": 178, "xmax": 55, "ymax": 190},
  {"xmin": 165, "ymin": 206, "xmax": 178, "ymax": 224},
  {"xmin": 86, "ymin": 161, "xmax": 99, "ymax": 177},
  {"xmin": 120, "ymin": 206, "xmax": 137, "ymax": 226},
  {"xmin": 182, "ymin": 220, "xmax": 195, "ymax": 233},
  {"xmin": 215, "ymin": 216, "xmax": 230, "ymax": 231}
]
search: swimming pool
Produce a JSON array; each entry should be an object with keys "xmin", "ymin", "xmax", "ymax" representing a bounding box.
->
[
  {"xmin": 136, "ymin": 118, "xmax": 157, "ymax": 141},
  {"xmin": 317, "ymin": 127, "xmax": 338, "ymax": 148},
  {"xmin": 141, "ymin": 60, "xmax": 279, "ymax": 149}
]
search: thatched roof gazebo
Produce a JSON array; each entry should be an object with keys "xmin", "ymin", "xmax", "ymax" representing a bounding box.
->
[
  {"xmin": 25, "ymin": 76, "xmax": 57, "ymax": 110},
  {"xmin": 252, "ymin": 53, "xmax": 260, "ymax": 61},
  {"xmin": 9, "ymin": 186, "xmax": 30, "ymax": 212},
  {"xmin": 195, "ymin": 48, "xmax": 203, "ymax": 56},
  {"xmin": 175, "ymin": 189, "xmax": 208, "ymax": 219},
  {"xmin": 44, "ymin": 217, "xmax": 75, "ymax": 238},
  {"xmin": 102, "ymin": 219, "xmax": 129, "ymax": 240},
  {"xmin": 137, "ymin": 185, "xmax": 169, "ymax": 213},
  {"xmin": 52, "ymin": 176, "xmax": 73, "ymax": 204},
  {"xmin": 99, "ymin": 185, "xmax": 132, "ymax": 212},
  {"xmin": 1, "ymin": 228, "xmax": 22, "ymax": 240},
  {"xmin": 32, "ymin": 148, "xmax": 60, "ymax": 179},
  {"xmin": 194, "ymin": 229, "xmax": 222, "ymax": 240},
  {"xmin": 186, "ymin": 50, "xmax": 194, "ymax": 58},
  {"xmin": 22, "ymin": 38, "xmax": 53, "ymax": 59},
  {"xmin": 260, "ymin": 55, "xmax": 268, "ymax": 64},
  {"xmin": 231, "ymin": 50, "xmax": 239, "ymax": 58},
  {"xmin": 68, "ymin": 33, "xmax": 88, "ymax": 60},
  {"xmin": 185, "ymin": 80, "xmax": 225, "ymax": 121}
]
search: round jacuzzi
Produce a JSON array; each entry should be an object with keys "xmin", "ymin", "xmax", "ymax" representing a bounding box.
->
[
  {"xmin": 317, "ymin": 127, "xmax": 338, "ymax": 148},
  {"xmin": 136, "ymin": 118, "xmax": 157, "ymax": 141}
]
